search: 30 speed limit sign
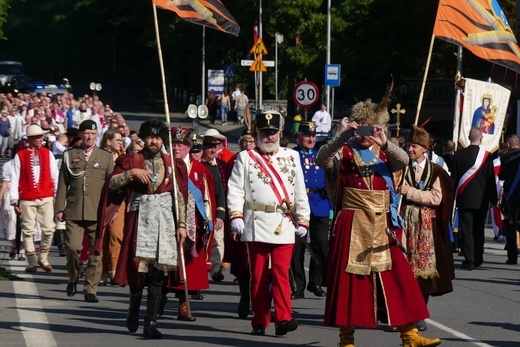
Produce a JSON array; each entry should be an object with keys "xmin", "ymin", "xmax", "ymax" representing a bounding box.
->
[{"xmin": 293, "ymin": 81, "xmax": 320, "ymax": 108}]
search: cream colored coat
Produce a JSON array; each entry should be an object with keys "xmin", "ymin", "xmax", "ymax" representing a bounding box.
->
[{"xmin": 227, "ymin": 147, "xmax": 310, "ymax": 244}]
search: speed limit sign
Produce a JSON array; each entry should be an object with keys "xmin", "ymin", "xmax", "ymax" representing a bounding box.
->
[{"xmin": 293, "ymin": 81, "xmax": 319, "ymax": 108}]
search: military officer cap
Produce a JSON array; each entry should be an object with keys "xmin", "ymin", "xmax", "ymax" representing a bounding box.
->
[
  {"xmin": 171, "ymin": 127, "xmax": 194, "ymax": 147},
  {"xmin": 139, "ymin": 119, "xmax": 169, "ymax": 143},
  {"xmin": 79, "ymin": 120, "xmax": 97, "ymax": 132},
  {"xmin": 298, "ymin": 121, "xmax": 316, "ymax": 136},
  {"xmin": 190, "ymin": 133, "xmax": 204, "ymax": 152},
  {"xmin": 256, "ymin": 111, "xmax": 283, "ymax": 135}
]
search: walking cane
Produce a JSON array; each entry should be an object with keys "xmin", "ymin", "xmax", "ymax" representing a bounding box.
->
[{"xmin": 153, "ymin": 3, "xmax": 190, "ymax": 317}]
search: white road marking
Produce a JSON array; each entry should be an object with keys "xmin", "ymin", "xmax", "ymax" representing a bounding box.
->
[
  {"xmin": 428, "ymin": 319, "xmax": 495, "ymax": 347},
  {"xmin": 13, "ymin": 274, "xmax": 58, "ymax": 347}
]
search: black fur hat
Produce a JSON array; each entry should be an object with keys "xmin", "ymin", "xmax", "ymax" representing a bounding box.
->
[{"xmin": 138, "ymin": 119, "xmax": 169, "ymax": 143}]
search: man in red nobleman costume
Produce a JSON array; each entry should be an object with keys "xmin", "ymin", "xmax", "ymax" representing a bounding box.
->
[
  {"xmin": 97, "ymin": 119, "xmax": 188, "ymax": 338},
  {"xmin": 316, "ymin": 93, "xmax": 441, "ymax": 347},
  {"xmin": 227, "ymin": 111, "xmax": 311, "ymax": 337},
  {"xmin": 10, "ymin": 124, "xmax": 58, "ymax": 273},
  {"xmin": 162, "ymin": 127, "xmax": 217, "ymax": 321}
]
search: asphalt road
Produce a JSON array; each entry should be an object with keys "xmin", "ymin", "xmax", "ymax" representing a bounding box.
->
[
  {"xmin": 1, "ymin": 113, "xmax": 519, "ymax": 346},
  {"xmin": 1, "ymin": 227, "xmax": 519, "ymax": 347}
]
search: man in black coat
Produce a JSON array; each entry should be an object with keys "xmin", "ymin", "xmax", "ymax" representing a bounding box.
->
[
  {"xmin": 453, "ymin": 127, "xmax": 497, "ymax": 270},
  {"xmin": 498, "ymin": 134, "xmax": 520, "ymax": 265}
]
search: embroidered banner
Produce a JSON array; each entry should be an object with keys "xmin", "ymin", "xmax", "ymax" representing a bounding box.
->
[{"xmin": 458, "ymin": 78, "xmax": 510, "ymax": 152}]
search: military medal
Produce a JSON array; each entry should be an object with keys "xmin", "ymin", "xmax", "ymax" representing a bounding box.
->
[
  {"xmin": 93, "ymin": 160, "xmax": 100, "ymax": 168},
  {"xmin": 151, "ymin": 173, "xmax": 157, "ymax": 183},
  {"xmin": 305, "ymin": 158, "xmax": 310, "ymax": 170}
]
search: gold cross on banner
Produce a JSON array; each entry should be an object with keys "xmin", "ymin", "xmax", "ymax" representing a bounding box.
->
[{"xmin": 391, "ymin": 103, "xmax": 406, "ymax": 137}]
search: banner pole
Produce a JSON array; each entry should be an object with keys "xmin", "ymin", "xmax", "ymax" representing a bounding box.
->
[{"xmin": 415, "ymin": 34, "xmax": 436, "ymax": 125}]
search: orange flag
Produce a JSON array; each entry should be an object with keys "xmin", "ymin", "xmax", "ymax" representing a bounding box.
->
[
  {"xmin": 433, "ymin": 0, "xmax": 520, "ymax": 73},
  {"xmin": 153, "ymin": 0, "xmax": 240, "ymax": 36}
]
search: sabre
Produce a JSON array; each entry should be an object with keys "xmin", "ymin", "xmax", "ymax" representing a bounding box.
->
[
  {"xmin": 282, "ymin": 200, "xmax": 320, "ymax": 265},
  {"xmin": 385, "ymin": 228, "xmax": 414, "ymax": 256}
]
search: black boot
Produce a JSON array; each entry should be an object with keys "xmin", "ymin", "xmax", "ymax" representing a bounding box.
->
[
  {"xmin": 56, "ymin": 229, "xmax": 67, "ymax": 257},
  {"xmin": 237, "ymin": 278, "xmax": 250, "ymax": 318},
  {"xmin": 126, "ymin": 288, "xmax": 143, "ymax": 332},
  {"xmin": 143, "ymin": 295, "xmax": 163, "ymax": 339}
]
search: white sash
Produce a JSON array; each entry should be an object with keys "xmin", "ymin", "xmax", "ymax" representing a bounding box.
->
[{"xmin": 456, "ymin": 147, "xmax": 488, "ymax": 196}]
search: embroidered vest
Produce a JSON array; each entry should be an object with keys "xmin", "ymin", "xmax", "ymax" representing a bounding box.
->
[{"xmin": 18, "ymin": 147, "xmax": 54, "ymax": 200}]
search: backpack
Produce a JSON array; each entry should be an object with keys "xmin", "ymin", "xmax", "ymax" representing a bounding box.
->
[{"xmin": 237, "ymin": 95, "xmax": 248, "ymax": 109}]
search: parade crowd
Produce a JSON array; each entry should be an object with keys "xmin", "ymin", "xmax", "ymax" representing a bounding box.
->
[{"xmin": 1, "ymin": 88, "xmax": 519, "ymax": 347}]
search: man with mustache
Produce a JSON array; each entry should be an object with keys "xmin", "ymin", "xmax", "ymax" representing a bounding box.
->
[
  {"xmin": 316, "ymin": 97, "xmax": 441, "ymax": 347},
  {"xmin": 227, "ymin": 111, "xmax": 311, "ymax": 337},
  {"xmin": 98, "ymin": 119, "xmax": 188, "ymax": 338}
]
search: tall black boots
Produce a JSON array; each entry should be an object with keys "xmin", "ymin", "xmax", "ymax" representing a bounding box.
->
[
  {"xmin": 237, "ymin": 277, "xmax": 250, "ymax": 318},
  {"xmin": 143, "ymin": 294, "xmax": 163, "ymax": 339},
  {"xmin": 55, "ymin": 229, "xmax": 67, "ymax": 257},
  {"xmin": 126, "ymin": 288, "xmax": 143, "ymax": 332}
]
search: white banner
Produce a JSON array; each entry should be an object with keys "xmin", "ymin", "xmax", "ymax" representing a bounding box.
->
[{"xmin": 459, "ymin": 78, "xmax": 510, "ymax": 152}]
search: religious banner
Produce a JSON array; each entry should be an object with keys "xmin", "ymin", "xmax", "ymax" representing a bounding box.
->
[
  {"xmin": 433, "ymin": 0, "xmax": 520, "ymax": 74},
  {"xmin": 153, "ymin": 0, "xmax": 240, "ymax": 36},
  {"xmin": 458, "ymin": 77, "xmax": 510, "ymax": 152}
]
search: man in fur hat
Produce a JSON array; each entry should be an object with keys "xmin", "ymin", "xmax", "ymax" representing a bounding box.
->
[
  {"xmin": 98, "ymin": 119, "xmax": 188, "ymax": 338},
  {"xmin": 227, "ymin": 111, "xmax": 311, "ymax": 336},
  {"xmin": 399, "ymin": 125, "xmax": 454, "ymax": 331},
  {"xmin": 316, "ymin": 97, "xmax": 442, "ymax": 347}
]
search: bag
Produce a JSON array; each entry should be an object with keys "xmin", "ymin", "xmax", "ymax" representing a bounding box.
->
[{"xmin": 237, "ymin": 95, "xmax": 248, "ymax": 109}]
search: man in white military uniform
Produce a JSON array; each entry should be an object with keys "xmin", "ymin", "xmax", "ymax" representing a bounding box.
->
[{"xmin": 227, "ymin": 111, "xmax": 310, "ymax": 337}]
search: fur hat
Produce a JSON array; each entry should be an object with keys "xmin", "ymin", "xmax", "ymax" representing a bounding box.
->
[
  {"xmin": 171, "ymin": 127, "xmax": 194, "ymax": 147},
  {"xmin": 139, "ymin": 119, "xmax": 169, "ymax": 143},
  {"xmin": 349, "ymin": 80, "xmax": 393, "ymax": 127},
  {"xmin": 407, "ymin": 125, "xmax": 430, "ymax": 148}
]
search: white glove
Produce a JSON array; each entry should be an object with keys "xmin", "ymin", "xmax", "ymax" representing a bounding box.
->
[
  {"xmin": 230, "ymin": 219, "xmax": 245, "ymax": 235},
  {"xmin": 295, "ymin": 226, "xmax": 307, "ymax": 238}
]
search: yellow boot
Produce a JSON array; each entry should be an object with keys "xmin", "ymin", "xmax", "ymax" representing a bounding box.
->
[
  {"xmin": 338, "ymin": 326, "xmax": 355, "ymax": 347},
  {"xmin": 399, "ymin": 323, "xmax": 441, "ymax": 347}
]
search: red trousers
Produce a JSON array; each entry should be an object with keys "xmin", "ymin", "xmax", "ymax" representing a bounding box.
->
[{"xmin": 246, "ymin": 242, "xmax": 293, "ymax": 328}]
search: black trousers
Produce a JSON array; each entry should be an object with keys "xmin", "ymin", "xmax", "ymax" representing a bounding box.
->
[
  {"xmin": 458, "ymin": 208, "xmax": 486, "ymax": 266},
  {"xmin": 290, "ymin": 213, "xmax": 329, "ymax": 294},
  {"xmin": 504, "ymin": 201, "xmax": 519, "ymax": 262}
]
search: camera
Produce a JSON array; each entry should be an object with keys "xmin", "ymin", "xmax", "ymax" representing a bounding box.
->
[{"xmin": 354, "ymin": 126, "xmax": 374, "ymax": 137}]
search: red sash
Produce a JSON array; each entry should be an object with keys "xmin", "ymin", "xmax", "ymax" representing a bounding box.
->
[{"xmin": 456, "ymin": 147, "xmax": 489, "ymax": 196}]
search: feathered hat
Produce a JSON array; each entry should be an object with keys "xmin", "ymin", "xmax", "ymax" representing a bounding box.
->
[
  {"xmin": 171, "ymin": 127, "xmax": 194, "ymax": 147},
  {"xmin": 349, "ymin": 79, "xmax": 393, "ymax": 128}
]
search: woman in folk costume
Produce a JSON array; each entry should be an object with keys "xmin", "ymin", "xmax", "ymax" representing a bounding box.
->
[
  {"xmin": 399, "ymin": 125, "xmax": 455, "ymax": 332},
  {"xmin": 316, "ymin": 89, "xmax": 441, "ymax": 347}
]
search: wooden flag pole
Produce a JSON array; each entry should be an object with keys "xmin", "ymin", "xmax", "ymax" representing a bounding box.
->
[
  {"xmin": 414, "ymin": 34, "xmax": 436, "ymax": 125},
  {"xmin": 152, "ymin": 3, "xmax": 191, "ymax": 317}
]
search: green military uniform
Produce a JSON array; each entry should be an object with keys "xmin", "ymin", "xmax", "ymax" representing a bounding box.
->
[{"xmin": 55, "ymin": 145, "xmax": 114, "ymax": 297}]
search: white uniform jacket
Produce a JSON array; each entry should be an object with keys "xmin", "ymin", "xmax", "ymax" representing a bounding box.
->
[{"xmin": 227, "ymin": 147, "xmax": 311, "ymax": 244}]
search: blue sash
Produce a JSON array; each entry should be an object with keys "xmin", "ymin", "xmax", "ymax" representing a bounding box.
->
[
  {"xmin": 188, "ymin": 178, "xmax": 213, "ymax": 232},
  {"xmin": 353, "ymin": 142, "xmax": 404, "ymax": 229},
  {"xmin": 506, "ymin": 164, "xmax": 520, "ymax": 199}
]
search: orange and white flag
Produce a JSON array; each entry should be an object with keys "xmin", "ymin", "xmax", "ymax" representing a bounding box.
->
[
  {"xmin": 153, "ymin": 0, "xmax": 240, "ymax": 36},
  {"xmin": 433, "ymin": 0, "xmax": 520, "ymax": 73}
]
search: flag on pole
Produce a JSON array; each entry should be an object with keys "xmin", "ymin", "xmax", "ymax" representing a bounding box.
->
[
  {"xmin": 153, "ymin": 0, "xmax": 240, "ymax": 36},
  {"xmin": 433, "ymin": 0, "xmax": 520, "ymax": 73}
]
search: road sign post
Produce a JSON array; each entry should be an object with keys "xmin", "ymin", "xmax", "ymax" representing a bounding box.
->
[{"xmin": 293, "ymin": 81, "xmax": 320, "ymax": 120}]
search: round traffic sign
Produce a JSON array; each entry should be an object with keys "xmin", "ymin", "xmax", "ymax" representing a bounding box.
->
[{"xmin": 293, "ymin": 81, "xmax": 319, "ymax": 108}]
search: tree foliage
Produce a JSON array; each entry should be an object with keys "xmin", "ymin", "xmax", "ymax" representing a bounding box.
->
[{"xmin": 0, "ymin": 0, "xmax": 518, "ymax": 107}]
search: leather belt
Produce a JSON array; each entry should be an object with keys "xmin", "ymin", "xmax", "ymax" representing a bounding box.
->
[{"xmin": 246, "ymin": 201, "xmax": 283, "ymax": 213}]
